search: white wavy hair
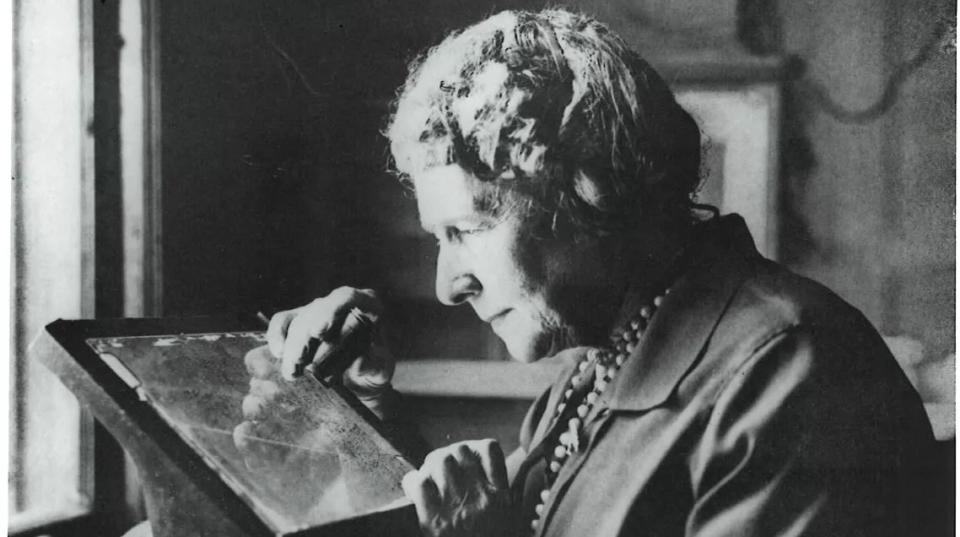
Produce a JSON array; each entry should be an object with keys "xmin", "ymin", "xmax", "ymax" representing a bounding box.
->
[{"xmin": 386, "ymin": 9, "xmax": 702, "ymax": 237}]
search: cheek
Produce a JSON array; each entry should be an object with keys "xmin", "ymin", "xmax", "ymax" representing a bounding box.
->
[
  {"xmin": 506, "ymin": 224, "xmax": 551, "ymax": 294},
  {"xmin": 472, "ymin": 218, "xmax": 544, "ymax": 294},
  {"xmin": 510, "ymin": 229, "xmax": 604, "ymax": 323}
]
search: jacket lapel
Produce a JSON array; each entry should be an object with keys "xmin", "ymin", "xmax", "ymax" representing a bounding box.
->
[
  {"xmin": 523, "ymin": 347, "xmax": 589, "ymax": 455},
  {"xmin": 511, "ymin": 347, "xmax": 588, "ymax": 510},
  {"xmin": 605, "ymin": 215, "xmax": 759, "ymax": 412}
]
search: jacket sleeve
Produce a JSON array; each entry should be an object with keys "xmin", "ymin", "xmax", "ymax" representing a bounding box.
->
[{"xmin": 685, "ymin": 324, "xmax": 935, "ymax": 537}]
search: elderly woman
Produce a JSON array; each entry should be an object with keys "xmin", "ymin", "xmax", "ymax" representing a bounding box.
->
[{"xmin": 266, "ymin": 9, "xmax": 935, "ymax": 537}]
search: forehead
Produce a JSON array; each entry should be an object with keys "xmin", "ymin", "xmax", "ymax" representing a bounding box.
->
[{"xmin": 412, "ymin": 165, "xmax": 484, "ymax": 231}]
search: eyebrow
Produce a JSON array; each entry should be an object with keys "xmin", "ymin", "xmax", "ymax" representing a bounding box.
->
[
  {"xmin": 419, "ymin": 213, "xmax": 488, "ymax": 236},
  {"xmin": 418, "ymin": 187, "xmax": 506, "ymax": 235}
]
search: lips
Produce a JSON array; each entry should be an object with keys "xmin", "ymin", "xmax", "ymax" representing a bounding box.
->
[{"xmin": 483, "ymin": 309, "xmax": 511, "ymax": 324}]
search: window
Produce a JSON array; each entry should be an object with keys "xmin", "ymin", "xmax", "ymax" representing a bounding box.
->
[
  {"xmin": 11, "ymin": 0, "xmax": 159, "ymax": 533},
  {"xmin": 11, "ymin": 0, "xmax": 96, "ymax": 532}
]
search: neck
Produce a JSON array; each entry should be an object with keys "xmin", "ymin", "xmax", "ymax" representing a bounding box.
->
[
  {"xmin": 607, "ymin": 225, "xmax": 691, "ymax": 334},
  {"xmin": 550, "ymin": 224, "xmax": 692, "ymax": 351}
]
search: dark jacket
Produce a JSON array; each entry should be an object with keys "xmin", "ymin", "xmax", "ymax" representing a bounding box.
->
[{"xmin": 511, "ymin": 215, "xmax": 937, "ymax": 537}]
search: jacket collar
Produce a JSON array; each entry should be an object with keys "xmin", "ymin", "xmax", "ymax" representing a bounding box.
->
[{"xmin": 604, "ymin": 214, "xmax": 760, "ymax": 412}]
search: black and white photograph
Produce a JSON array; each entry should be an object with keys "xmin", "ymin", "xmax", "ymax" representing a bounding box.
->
[{"xmin": 9, "ymin": 1, "xmax": 957, "ymax": 536}]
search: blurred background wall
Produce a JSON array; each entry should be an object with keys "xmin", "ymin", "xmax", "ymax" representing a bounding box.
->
[
  {"xmin": 776, "ymin": 0, "xmax": 955, "ymax": 360},
  {"xmin": 148, "ymin": 0, "xmax": 955, "ymax": 358}
]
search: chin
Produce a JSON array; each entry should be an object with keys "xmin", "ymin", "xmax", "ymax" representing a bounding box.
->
[
  {"xmin": 503, "ymin": 340, "xmax": 541, "ymax": 363},
  {"xmin": 493, "ymin": 310, "xmax": 571, "ymax": 362},
  {"xmin": 499, "ymin": 328, "xmax": 557, "ymax": 363}
]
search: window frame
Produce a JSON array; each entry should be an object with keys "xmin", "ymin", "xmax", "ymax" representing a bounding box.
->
[
  {"xmin": 11, "ymin": 0, "xmax": 163, "ymax": 534},
  {"xmin": 11, "ymin": 0, "xmax": 97, "ymax": 531}
]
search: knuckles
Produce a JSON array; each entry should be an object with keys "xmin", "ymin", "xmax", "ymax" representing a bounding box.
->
[
  {"xmin": 405, "ymin": 440, "xmax": 511, "ymax": 537},
  {"xmin": 329, "ymin": 286, "xmax": 361, "ymax": 304},
  {"xmin": 455, "ymin": 444, "xmax": 475, "ymax": 462},
  {"xmin": 422, "ymin": 440, "xmax": 497, "ymax": 474},
  {"xmin": 276, "ymin": 287, "xmax": 383, "ymax": 338},
  {"xmin": 440, "ymin": 452, "xmax": 460, "ymax": 469},
  {"xmin": 477, "ymin": 438, "xmax": 498, "ymax": 450},
  {"xmin": 267, "ymin": 287, "xmax": 388, "ymax": 383}
]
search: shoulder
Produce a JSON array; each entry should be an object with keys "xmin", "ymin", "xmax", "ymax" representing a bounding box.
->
[
  {"xmin": 684, "ymin": 254, "xmax": 920, "ymax": 421},
  {"xmin": 703, "ymin": 258, "xmax": 929, "ymax": 437},
  {"xmin": 691, "ymin": 258, "xmax": 933, "ymax": 451},
  {"xmin": 729, "ymin": 258, "xmax": 867, "ymax": 333},
  {"xmin": 683, "ymin": 215, "xmax": 883, "ymax": 364},
  {"xmin": 714, "ymin": 258, "xmax": 885, "ymax": 364}
]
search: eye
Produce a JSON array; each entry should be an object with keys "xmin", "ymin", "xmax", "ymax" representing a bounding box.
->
[
  {"xmin": 430, "ymin": 220, "xmax": 493, "ymax": 247},
  {"xmin": 447, "ymin": 225, "xmax": 483, "ymax": 242}
]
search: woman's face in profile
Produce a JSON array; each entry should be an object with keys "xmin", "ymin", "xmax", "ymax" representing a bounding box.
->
[{"xmin": 414, "ymin": 164, "xmax": 616, "ymax": 362}]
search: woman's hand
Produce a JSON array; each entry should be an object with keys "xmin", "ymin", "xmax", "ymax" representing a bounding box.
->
[
  {"xmin": 234, "ymin": 345, "xmax": 345, "ymax": 514},
  {"xmin": 265, "ymin": 287, "xmax": 396, "ymax": 418},
  {"xmin": 402, "ymin": 440, "xmax": 517, "ymax": 537}
]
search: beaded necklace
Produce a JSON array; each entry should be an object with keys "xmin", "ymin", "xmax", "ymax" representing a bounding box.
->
[{"xmin": 528, "ymin": 289, "xmax": 669, "ymax": 534}]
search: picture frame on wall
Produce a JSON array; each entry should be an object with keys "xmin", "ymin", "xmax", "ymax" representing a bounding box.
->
[{"xmin": 676, "ymin": 83, "xmax": 782, "ymax": 259}]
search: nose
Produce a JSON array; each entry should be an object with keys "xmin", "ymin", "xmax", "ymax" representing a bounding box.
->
[{"xmin": 435, "ymin": 243, "xmax": 481, "ymax": 306}]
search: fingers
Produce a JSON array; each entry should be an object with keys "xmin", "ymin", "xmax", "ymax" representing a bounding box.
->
[
  {"xmin": 342, "ymin": 343, "xmax": 395, "ymax": 396},
  {"xmin": 402, "ymin": 440, "xmax": 510, "ymax": 536},
  {"xmin": 280, "ymin": 311, "xmax": 323, "ymax": 380},
  {"xmin": 430, "ymin": 449, "xmax": 472, "ymax": 502},
  {"xmin": 244, "ymin": 345, "xmax": 277, "ymax": 379},
  {"xmin": 307, "ymin": 308, "xmax": 376, "ymax": 381},
  {"xmin": 473, "ymin": 439, "xmax": 508, "ymax": 490},
  {"xmin": 241, "ymin": 394, "xmax": 267, "ymax": 420},
  {"xmin": 242, "ymin": 377, "xmax": 279, "ymax": 417},
  {"xmin": 333, "ymin": 286, "xmax": 384, "ymax": 317},
  {"xmin": 402, "ymin": 470, "xmax": 443, "ymax": 534},
  {"xmin": 267, "ymin": 287, "xmax": 384, "ymax": 381},
  {"xmin": 266, "ymin": 310, "xmax": 297, "ymax": 359},
  {"xmin": 418, "ymin": 440, "xmax": 507, "ymax": 495},
  {"xmin": 319, "ymin": 288, "xmax": 383, "ymax": 343},
  {"xmin": 232, "ymin": 421, "xmax": 257, "ymax": 453}
]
